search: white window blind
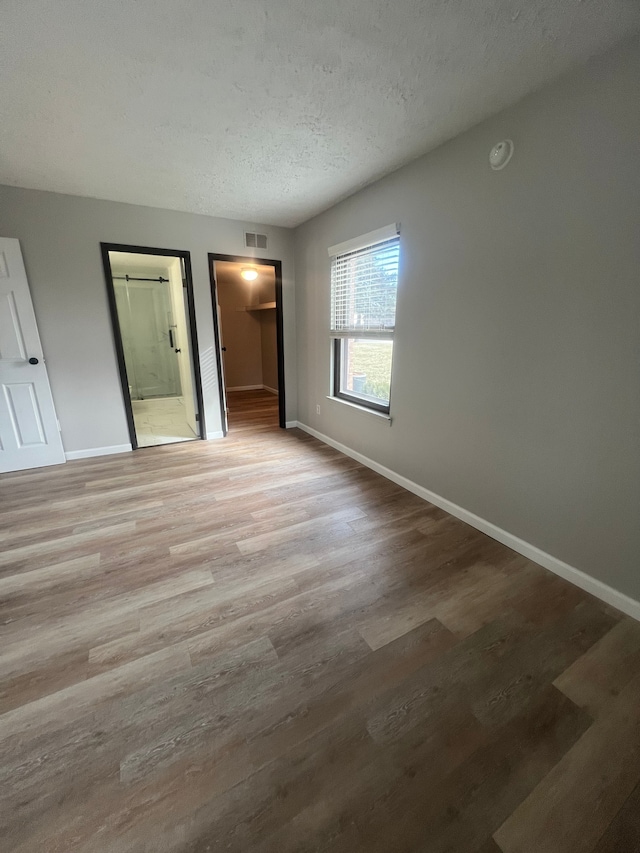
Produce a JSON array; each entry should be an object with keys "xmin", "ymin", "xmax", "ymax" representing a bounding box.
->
[{"xmin": 330, "ymin": 236, "xmax": 400, "ymax": 338}]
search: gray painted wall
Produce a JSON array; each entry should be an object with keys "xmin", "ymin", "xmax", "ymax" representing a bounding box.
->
[
  {"xmin": 217, "ymin": 274, "xmax": 264, "ymax": 389},
  {"xmin": 0, "ymin": 188, "xmax": 296, "ymax": 450},
  {"xmin": 260, "ymin": 311, "xmax": 279, "ymax": 393},
  {"xmin": 257, "ymin": 273, "xmax": 279, "ymax": 392},
  {"xmin": 294, "ymin": 37, "xmax": 640, "ymax": 599}
]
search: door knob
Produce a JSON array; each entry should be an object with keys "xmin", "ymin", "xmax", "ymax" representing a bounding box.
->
[
  {"xmin": 221, "ymin": 347, "xmax": 227, "ymax": 352},
  {"xmin": 174, "ymin": 348, "xmax": 181, "ymax": 353},
  {"xmin": 28, "ymin": 357, "xmax": 39, "ymax": 365}
]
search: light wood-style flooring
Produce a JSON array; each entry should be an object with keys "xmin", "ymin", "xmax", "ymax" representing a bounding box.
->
[{"xmin": 1, "ymin": 390, "xmax": 639, "ymax": 852}]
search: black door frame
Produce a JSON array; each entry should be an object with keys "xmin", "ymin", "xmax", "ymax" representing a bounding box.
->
[
  {"xmin": 100, "ymin": 242, "xmax": 206, "ymax": 450},
  {"xmin": 208, "ymin": 253, "xmax": 285, "ymax": 433}
]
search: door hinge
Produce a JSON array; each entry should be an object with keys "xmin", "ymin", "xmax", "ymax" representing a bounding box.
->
[{"xmin": 195, "ymin": 413, "xmax": 200, "ymax": 421}]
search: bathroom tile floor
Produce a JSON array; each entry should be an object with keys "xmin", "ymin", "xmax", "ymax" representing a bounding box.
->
[{"xmin": 132, "ymin": 396, "xmax": 198, "ymax": 447}]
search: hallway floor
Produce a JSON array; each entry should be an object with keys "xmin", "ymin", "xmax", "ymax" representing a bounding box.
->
[
  {"xmin": 132, "ymin": 397, "xmax": 198, "ymax": 447},
  {"xmin": 226, "ymin": 388, "xmax": 279, "ymax": 432}
]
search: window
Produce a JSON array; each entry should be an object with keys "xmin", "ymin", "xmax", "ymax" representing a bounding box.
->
[{"xmin": 329, "ymin": 225, "xmax": 400, "ymax": 414}]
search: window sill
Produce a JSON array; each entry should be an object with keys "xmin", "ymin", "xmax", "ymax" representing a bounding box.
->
[{"xmin": 326, "ymin": 396, "xmax": 392, "ymax": 423}]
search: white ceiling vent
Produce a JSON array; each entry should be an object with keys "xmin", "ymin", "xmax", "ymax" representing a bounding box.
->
[{"xmin": 244, "ymin": 231, "xmax": 267, "ymax": 250}]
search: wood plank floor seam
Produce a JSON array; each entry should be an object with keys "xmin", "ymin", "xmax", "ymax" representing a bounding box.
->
[{"xmin": 1, "ymin": 390, "xmax": 639, "ymax": 852}]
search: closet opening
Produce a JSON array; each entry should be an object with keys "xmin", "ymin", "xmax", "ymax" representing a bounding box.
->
[{"xmin": 208, "ymin": 254, "xmax": 285, "ymax": 434}]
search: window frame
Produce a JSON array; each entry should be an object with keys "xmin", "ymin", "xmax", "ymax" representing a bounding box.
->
[
  {"xmin": 332, "ymin": 337, "xmax": 393, "ymax": 414},
  {"xmin": 329, "ymin": 226, "xmax": 399, "ymax": 415}
]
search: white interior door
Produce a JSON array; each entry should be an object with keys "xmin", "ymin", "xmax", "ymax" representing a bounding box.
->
[
  {"xmin": 0, "ymin": 238, "xmax": 66, "ymax": 473},
  {"xmin": 168, "ymin": 258, "xmax": 198, "ymax": 435},
  {"xmin": 180, "ymin": 285, "xmax": 198, "ymax": 434},
  {"xmin": 214, "ymin": 277, "xmax": 229, "ymax": 434}
]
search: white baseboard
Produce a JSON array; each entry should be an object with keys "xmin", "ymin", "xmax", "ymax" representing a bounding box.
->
[
  {"xmin": 226, "ymin": 384, "xmax": 279, "ymax": 395},
  {"xmin": 285, "ymin": 420, "xmax": 299, "ymax": 429},
  {"xmin": 226, "ymin": 384, "xmax": 263, "ymax": 392},
  {"xmin": 65, "ymin": 443, "xmax": 132, "ymax": 461},
  {"xmin": 206, "ymin": 430, "xmax": 225, "ymax": 440},
  {"xmin": 296, "ymin": 422, "xmax": 640, "ymax": 622}
]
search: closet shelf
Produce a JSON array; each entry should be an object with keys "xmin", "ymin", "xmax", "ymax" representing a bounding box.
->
[{"xmin": 239, "ymin": 301, "xmax": 276, "ymax": 312}]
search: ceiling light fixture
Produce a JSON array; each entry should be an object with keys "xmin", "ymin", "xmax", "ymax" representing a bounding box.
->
[{"xmin": 240, "ymin": 267, "xmax": 258, "ymax": 281}]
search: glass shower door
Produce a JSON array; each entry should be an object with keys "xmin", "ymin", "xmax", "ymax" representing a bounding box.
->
[{"xmin": 114, "ymin": 279, "xmax": 181, "ymax": 400}]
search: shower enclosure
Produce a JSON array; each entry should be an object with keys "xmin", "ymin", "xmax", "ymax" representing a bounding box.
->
[
  {"xmin": 102, "ymin": 244, "xmax": 205, "ymax": 450},
  {"xmin": 113, "ymin": 274, "xmax": 181, "ymax": 400}
]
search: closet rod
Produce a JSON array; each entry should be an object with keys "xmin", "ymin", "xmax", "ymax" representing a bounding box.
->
[{"xmin": 112, "ymin": 275, "xmax": 169, "ymax": 283}]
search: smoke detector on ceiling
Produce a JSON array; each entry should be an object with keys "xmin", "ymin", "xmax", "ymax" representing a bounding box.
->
[{"xmin": 489, "ymin": 139, "xmax": 514, "ymax": 170}]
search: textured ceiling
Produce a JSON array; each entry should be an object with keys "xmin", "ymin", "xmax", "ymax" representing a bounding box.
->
[{"xmin": 1, "ymin": 1, "xmax": 639, "ymax": 227}]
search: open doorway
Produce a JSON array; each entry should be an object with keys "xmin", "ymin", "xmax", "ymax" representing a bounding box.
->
[
  {"xmin": 209, "ymin": 254, "xmax": 285, "ymax": 434},
  {"xmin": 101, "ymin": 243, "xmax": 205, "ymax": 449}
]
